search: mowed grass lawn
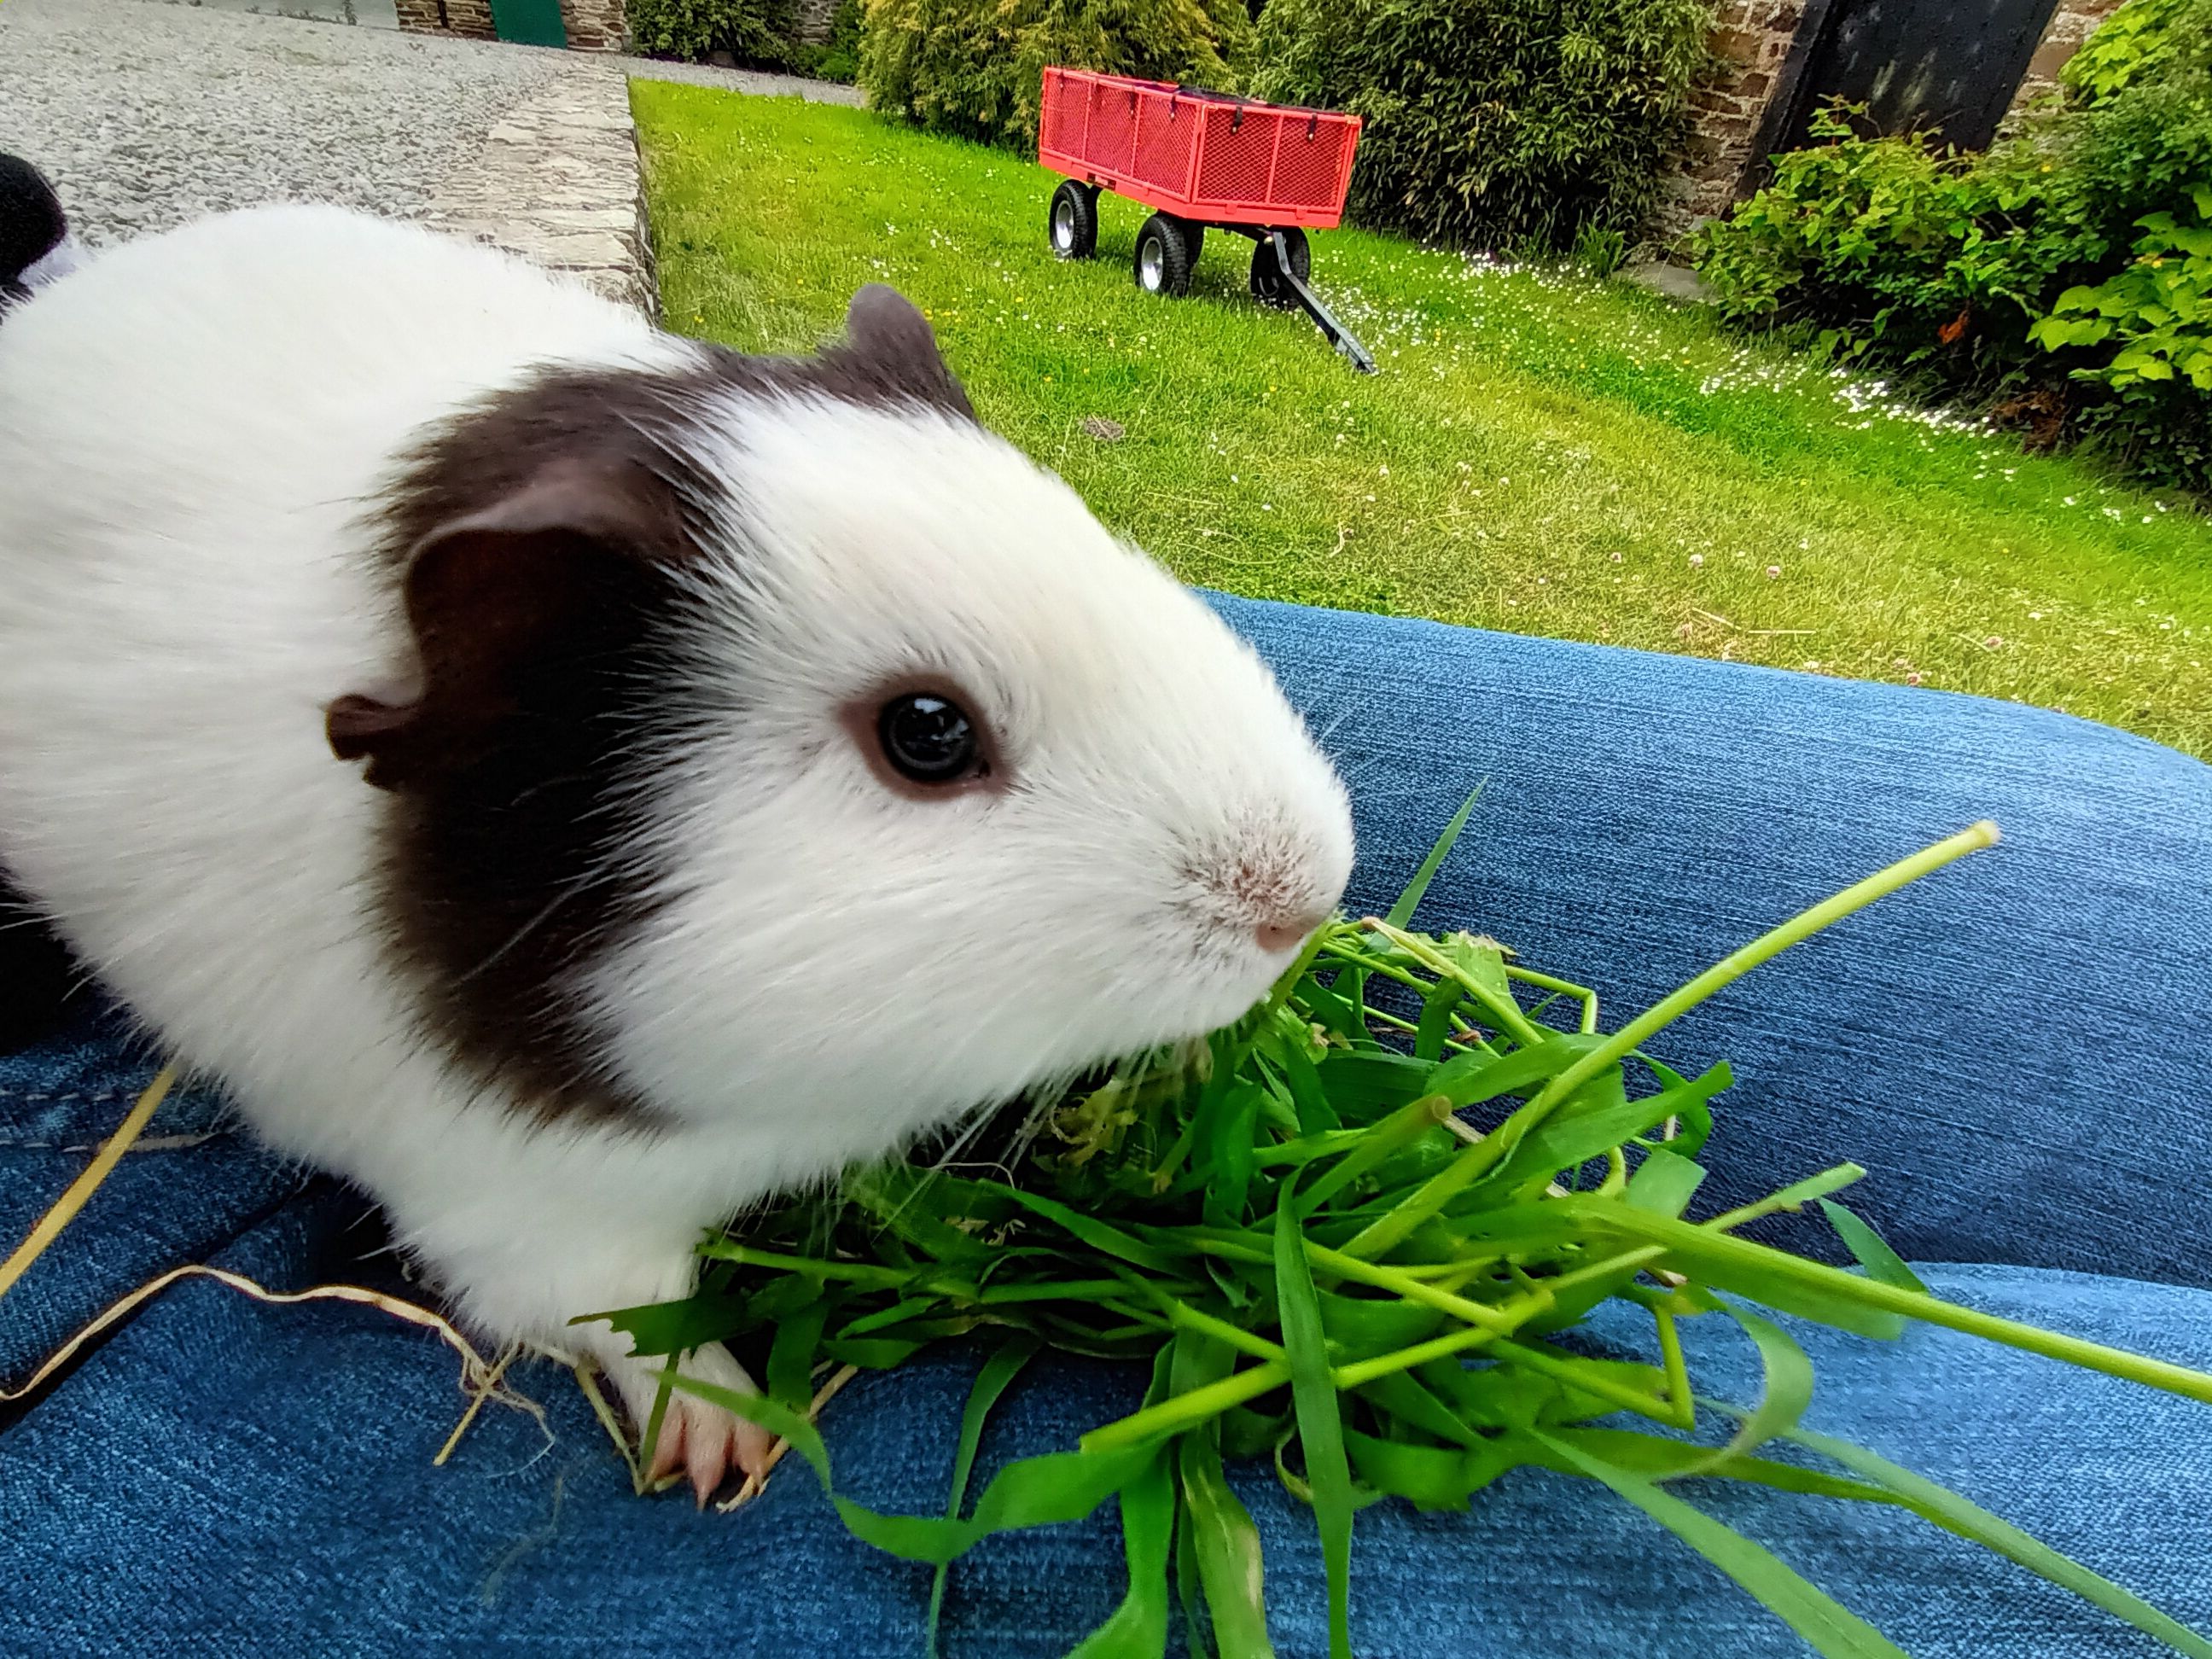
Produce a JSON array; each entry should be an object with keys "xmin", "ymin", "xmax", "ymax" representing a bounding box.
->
[{"xmin": 632, "ymin": 82, "xmax": 2212, "ymax": 757}]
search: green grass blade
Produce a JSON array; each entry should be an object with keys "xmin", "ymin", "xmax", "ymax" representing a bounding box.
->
[
  {"xmin": 974, "ymin": 1183, "xmax": 1190, "ymax": 1273},
  {"xmin": 1534, "ymin": 1427, "xmax": 1903, "ymax": 1506},
  {"xmin": 1384, "ymin": 783, "xmax": 1483, "ymax": 929},
  {"xmin": 928, "ymin": 1336, "xmax": 1042, "ymax": 1656},
  {"xmin": 767, "ymin": 1301, "xmax": 829, "ymax": 1412},
  {"xmin": 1627, "ymin": 1147, "xmax": 1708, "ymax": 1217},
  {"xmin": 1068, "ymin": 1447, "xmax": 1179, "ymax": 1659},
  {"xmin": 1582, "ymin": 1205, "xmax": 2212, "ymax": 1406},
  {"xmin": 1530, "ymin": 1429, "xmax": 1909, "ymax": 1659},
  {"xmin": 1181, "ymin": 1430, "xmax": 1278, "ymax": 1657},
  {"xmin": 1818, "ymin": 1201, "xmax": 1930, "ymax": 1294},
  {"xmin": 1669, "ymin": 1301, "xmax": 1815, "ymax": 1479},
  {"xmin": 1778, "ymin": 1423, "xmax": 2212, "ymax": 1659},
  {"xmin": 1274, "ymin": 1179, "xmax": 1356, "ymax": 1659},
  {"xmin": 670, "ymin": 1374, "xmax": 1155, "ymax": 1564}
]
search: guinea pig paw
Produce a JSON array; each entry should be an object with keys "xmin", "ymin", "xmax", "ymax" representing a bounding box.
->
[{"xmin": 614, "ymin": 1343, "xmax": 774, "ymax": 1507}]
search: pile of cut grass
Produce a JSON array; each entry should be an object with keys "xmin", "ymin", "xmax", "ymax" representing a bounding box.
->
[{"xmin": 595, "ymin": 810, "xmax": 2212, "ymax": 1657}]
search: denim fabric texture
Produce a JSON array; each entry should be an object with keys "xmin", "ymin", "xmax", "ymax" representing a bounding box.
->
[{"xmin": 3, "ymin": 597, "xmax": 2208, "ymax": 1656}]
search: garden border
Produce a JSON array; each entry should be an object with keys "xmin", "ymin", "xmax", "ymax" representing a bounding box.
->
[{"xmin": 424, "ymin": 61, "xmax": 656, "ymax": 318}]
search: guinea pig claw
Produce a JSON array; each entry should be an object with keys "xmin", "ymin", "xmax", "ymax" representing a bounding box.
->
[{"xmin": 646, "ymin": 1409, "xmax": 689, "ymax": 1487}]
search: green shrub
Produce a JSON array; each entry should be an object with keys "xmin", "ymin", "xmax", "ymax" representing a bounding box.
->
[
  {"xmin": 2061, "ymin": 0, "xmax": 2212, "ymax": 103},
  {"xmin": 2031, "ymin": 193, "xmax": 2212, "ymax": 486},
  {"xmin": 817, "ymin": 0, "xmax": 864, "ymax": 82},
  {"xmin": 1249, "ymin": 0, "xmax": 1714, "ymax": 250},
  {"xmin": 627, "ymin": 0, "xmax": 796, "ymax": 64},
  {"xmin": 859, "ymin": 0, "xmax": 1257, "ymax": 149},
  {"xmin": 1694, "ymin": 0, "xmax": 2212, "ymax": 492}
]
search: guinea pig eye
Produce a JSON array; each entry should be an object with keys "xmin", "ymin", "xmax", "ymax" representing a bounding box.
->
[{"xmin": 876, "ymin": 692, "xmax": 984, "ymax": 785}]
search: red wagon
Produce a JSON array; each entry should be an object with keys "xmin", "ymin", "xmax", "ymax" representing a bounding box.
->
[{"xmin": 1037, "ymin": 67, "xmax": 1376, "ymax": 372}]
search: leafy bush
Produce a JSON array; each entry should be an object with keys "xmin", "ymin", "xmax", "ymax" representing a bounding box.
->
[
  {"xmin": 2031, "ymin": 193, "xmax": 2212, "ymax": 485},
  {"xmin": 859, "ymin": 0, "xmax": 1257, "ymax": 149},
  {"xmin": 2061, "ymin": 0, "xmax": 2212, "ymax": 102},
  {"xmin": 1694, "ymin": 0, "xmax": 2212, "ymax": 492},
  {"xmin": 627, "ymin": 0, "xmax": 796, "ymax": 64},
  {"xmin": 816, "ymin": 0, "xmax": 864, "ymax": 82},
  {"xmin": 1249, "ymin": 0, "xmax": 1714, "ymax": 250}
]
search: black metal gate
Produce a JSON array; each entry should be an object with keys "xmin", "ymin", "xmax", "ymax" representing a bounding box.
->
[{"xmin": 1761, "ymin": 0, "xmax": 2064, "ymax": 161}]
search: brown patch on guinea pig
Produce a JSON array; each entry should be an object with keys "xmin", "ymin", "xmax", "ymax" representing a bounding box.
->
[{"xmin": 330, "ymin": 286, "xmax": 977, "ymax": 1126}]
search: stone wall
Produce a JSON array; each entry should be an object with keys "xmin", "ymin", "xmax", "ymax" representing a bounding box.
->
[
  {"xmin": 394, "ymin": 0, "xmax": 627, "ymax": 48},
  {"xmin": 560, "ymin": 0, "xmax": 626, "ymax": 50},
  {"xmin": 1648, "ymin": 0, "xmax": 1805, "ymax": 249},
  {"xmin": 1649, "ymin": 0, "xmax": 2127, "ymax": 253},
  {"xmin": 2005, "ymin": 0, "xmax": 2126, "ymax": 119},
  {"xmin": 794, "ymin": 0, "xmax": 838, "ymax": 45},
  {"xmin": 392, "ymin": 0, "xmax": 496, "ymax": 38}
]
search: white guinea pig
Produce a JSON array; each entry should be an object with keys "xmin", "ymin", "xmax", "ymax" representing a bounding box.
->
[{"xmin": 0, "ymin": 204, "xmax": 1353, "ymax": 1499}]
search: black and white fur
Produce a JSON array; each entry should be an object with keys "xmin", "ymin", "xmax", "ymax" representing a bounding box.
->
[
  {"xmin": 0, "ymin": 154, "xmax": 83, "ymax": 311},
  {"xmin": 0, "ymin": 203, "xmax": 1353, "ymax": 1498}
]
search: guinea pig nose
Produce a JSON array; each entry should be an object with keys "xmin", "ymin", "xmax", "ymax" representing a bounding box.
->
[{"xmin": 1255, "ymin": 907, "xmax": 1331, "ymax": 954}]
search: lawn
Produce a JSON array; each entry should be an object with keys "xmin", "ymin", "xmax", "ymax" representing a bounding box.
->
[{"xmin": 631, "ymin": 81, "xmax": 2212, "ymax": 758}]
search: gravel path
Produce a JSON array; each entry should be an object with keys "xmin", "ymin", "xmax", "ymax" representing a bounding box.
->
[{"xmin": 0, "ymin": 0, "xmax": 572, "ymax": 247}]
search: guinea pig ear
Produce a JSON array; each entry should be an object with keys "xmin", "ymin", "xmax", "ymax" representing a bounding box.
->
[
  {"xmin": 824, "ymin": 283, "xmax": 975, "ymax": 419},
  {"xmin": 329, "ymin": 463, "xmax": 685, "ymax": 790}
]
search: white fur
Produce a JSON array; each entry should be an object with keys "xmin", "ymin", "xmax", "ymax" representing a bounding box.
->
[{"xmin": 0, "ymin": 206, "xmax": 1353, "ymax": 1435}]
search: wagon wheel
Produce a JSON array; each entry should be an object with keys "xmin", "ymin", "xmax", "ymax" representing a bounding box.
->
[
  {"xmin": 1249, "ymin": 228, "xmax": 1311, "ymax": 307},
  {"xmin": 1133, "ymin": 213, "xmax": 1201, "ymax": 298},
  {"xmin": 1048, "ymin": 180, "xmax": 1098, "ymax": 260}
]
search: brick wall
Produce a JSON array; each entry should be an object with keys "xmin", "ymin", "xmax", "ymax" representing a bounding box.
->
[
  {"xmin": 1648, "ymin": 0, "xmax": 2126, "ymax": 253},
  {"xmin": 2005, "ymin": 0, "xmax": 2126, "ymax": 119},
  {"xmin": 1648, "ymin": 1, "xmax": 1804, "ymax": 248},
  {"xmin": 392, "ymin": 0, "xmax": 496, "ymax": 38}
]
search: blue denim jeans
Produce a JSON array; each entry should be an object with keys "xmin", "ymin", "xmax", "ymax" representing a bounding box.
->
[{"xmin": 4, "ymin": 597, "xmax": 2209, "ymax": 1656}]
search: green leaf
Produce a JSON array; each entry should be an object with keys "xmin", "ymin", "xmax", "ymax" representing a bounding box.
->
[
  {"xmin": 1528, "ymin": 1427, "xmax": 1904, "ymax": 1505},
  {"xmin": 1352, "ymin": 1367, "xmax": 1485, "ymax": 1448},
  {"xmin": 670, "ymin": 1373, "xmax": 1156, "ymax": 1565},
  {"xmin": 767, "ymin": 1300, "xmax": 828, "ymax": 1412},
  {"xmin": 1819, "ymin": 1201, "xmax": 1928, "ymax": 1293},
  {"xmin": 1067, "ymin": 1448, "xmax": 1177, "ymax": 1659},
  {"xmin": 928, "ymin": 1335, "xmax": 1042, "ymax": 1656},
  {"xmin": 1627, "ymin": 1147, "xmax": 1708, "ymax": 1218},
  {"xmin": 1778, "ymin": 1423, "xmax": 2212, "ymax": 1659},
  {"xmin": 1530, "ymin": 1430, "xmax": 1910, "ymax": 1658},
  {"xmin": 1181, "ymin": 1431, "xmax": 1278, "ymax": 1656},
  {"xmin": 1427, "ymin": 1032, "xmax": 1609, "ymax": 1111},
  {"xmin": 1670, "ymin": 1300, "xmax": 1814, "ymax": 1478},
  {"xmin": 975, "ymin": 1183, "xmax": 1190, "ymax": 1272},
  {"xmin": 1385, "ymin": 783, "xmax": 1483, "ymax": 928},
  {"xmin": 1313, "ymin": 1051, "xmax": 1436, "ymax": 1122},
  {"xmin": 579, "ymin": 1289, "xmax": 754, "ymax": 1357},
  {"xmin": 1343, "ymin": 1426, "xmax": 1509, "ymax": 1509},
  {"xmin": 1069, "ymin": 1347, "xmax": 1179, "ymax": 1659},
  {"xmin": 1480, "ymin": 1062, "xmax": 1732, "ymax": 1195},
  {"xmin": 1274, "ymin": 1179, "xmax": 1357, "ymax": 1659},
  {"xmin": 1412, "ymin": 981, "xmax": 1467, "ymax": 1062}
]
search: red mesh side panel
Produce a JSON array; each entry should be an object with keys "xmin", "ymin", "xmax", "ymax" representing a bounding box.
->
[
  {"xmin": 1132, "ymin": 94, "xmax": 1196, "ymax": 194},
  {"xmin": 1194, "ymin": 104, "xmax": 1276, "ymax": 207},
  {"xmin": 1039, "ymin": 73, "xmax": 1075, "ymax": 157},
  {"xmin": 1088, "ymin": 84, "xmax": 1137, "ymax": 174},
  {"xmin": 1272, "ymin": 119, "xmax": 1353, "ymax": 210}
]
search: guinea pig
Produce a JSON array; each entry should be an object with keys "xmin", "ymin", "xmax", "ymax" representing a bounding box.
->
[
  {"xmin": 0, "ymin": 202, "xmax": 1354, "ymax": 1499},
  {"xmin": 0, "ymin": 153, "xmax": 84, "ymax": 311}
]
